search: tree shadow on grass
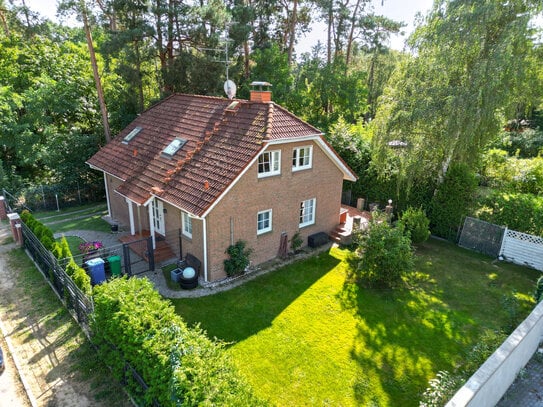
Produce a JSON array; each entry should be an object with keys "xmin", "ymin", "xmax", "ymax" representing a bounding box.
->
[
  {"xmin": 173, "ymin": 249, "xmax": 342, "ymax": 343},
  {"xmin": 338, "ymin": 260, "xmax": 477, "ymax": 405}
]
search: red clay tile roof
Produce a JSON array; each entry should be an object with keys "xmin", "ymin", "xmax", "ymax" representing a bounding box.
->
[{"xmin": 86, "ymin": 94, "xmax": 325, "ymax": 216}]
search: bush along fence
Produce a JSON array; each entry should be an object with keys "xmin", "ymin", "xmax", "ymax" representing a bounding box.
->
[
  {"xmin": 11, "ymin": 209, "xmax": 262, "ymax": 406},
  {"xmin": 19, "ymin": 213, "xmax": 94, "ymax": 330}
]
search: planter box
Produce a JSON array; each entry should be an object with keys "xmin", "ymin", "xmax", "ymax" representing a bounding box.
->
[{"xmin": 170, "ymin": 268, "xmax": 183, "ymax": 283}]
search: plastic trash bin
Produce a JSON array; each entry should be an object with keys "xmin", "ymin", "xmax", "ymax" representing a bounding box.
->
[
  {"xmin": 108, "ymin": 255, "xmax": 121, "ymax": 277},
  {"xmin": 86, "ymin": 257, "xmax": 106, "ymax": 285}
]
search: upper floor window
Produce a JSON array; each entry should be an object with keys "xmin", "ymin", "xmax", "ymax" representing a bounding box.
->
[
  {"xmin": 257, "ymin": 209, "xmax": 272, "ymax": 234},
  {"xmin": 258, "ymin": 150, "xmax": 281, "ymax": 177},
  {"xmin": 299, "ymin": 198, "xmax": 316, "ymax": 228},
  {"xmin": 182, "ymin": 212, "xmax": 192, "ymax": 238},
  {"xmin": 292, "ymin": 146, "xmax": 312, "ymax": 171}
]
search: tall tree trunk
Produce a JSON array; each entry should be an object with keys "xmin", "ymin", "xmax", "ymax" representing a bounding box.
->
[
  {"xmin": 327, "ymin": 1, "xmax": 332, "ymax": 64},
  {"xmin": 287, "ymin": 0, "xmax": 298, "ymax": 65},
  {"xmin": 134, "ymin": 40, "xmax": 144, "ymax": 113},
  {"xmin": 0, "ymin": 7, "xmax": 9, "ymax": 36},
  {"xmin": 81, "ymin": 1, "xmax": 111, "ymax": 143},
  {"xmin": 366, "ymin": 47, "xmax": 377, "ymax": 120},
  {"xmin": 345, "ymin": 0, "xmax": 362, "ymax": 67}
]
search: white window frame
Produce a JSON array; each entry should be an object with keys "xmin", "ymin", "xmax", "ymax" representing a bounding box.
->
[
  {"xmin": 257, "ymin": 209, "xmax": 273, "ymax": 235},
  {"xmin": 182, "ymin": 212, "xmax": 192, "ymax": 238},
  {"xmin": 258, "ymin": 150, "xmax": 281, "ymax": 178},
  {"xmin": 299, "ymin": 198, "xmax": 316, "ymax": 228},
  {"xmin": 292, "ymin": 146, "xmax": 313, "ymax": 171}
]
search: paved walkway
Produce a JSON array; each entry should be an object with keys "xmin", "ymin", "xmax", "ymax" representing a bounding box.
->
[
  {"xmin": 55, "ymin": 229, "xmax": 332, "ymax": 299},
  {"xmin": 497, "ymin": 348, "xmax": 543, "ymax": 406}
]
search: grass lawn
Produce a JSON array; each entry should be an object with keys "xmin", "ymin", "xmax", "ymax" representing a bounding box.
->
[
  {"xmin": 172, "ymin": 238, "xmax": 540, "ymax": 406},
  {"xmin": 30, "ymin": 203, "xmax": 111, "ymax": 234},
  {"xmin": 32, "ymin": 203, "xmax": 108, "ymax": 221}
]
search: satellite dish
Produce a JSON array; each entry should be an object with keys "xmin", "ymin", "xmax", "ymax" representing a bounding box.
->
[{"xmin": 224, "ymin": 80, "xmax": 237, "ymax": 99}]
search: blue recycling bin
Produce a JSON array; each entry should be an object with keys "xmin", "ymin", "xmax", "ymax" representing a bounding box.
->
[{"xmin": 86, "ymin": 257, "xmax": 106, "ymax": 285}]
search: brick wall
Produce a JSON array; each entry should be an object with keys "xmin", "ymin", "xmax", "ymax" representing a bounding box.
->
[{"xmin": 206, "ymin": 139, "xmax": 344, "ymax": 281}]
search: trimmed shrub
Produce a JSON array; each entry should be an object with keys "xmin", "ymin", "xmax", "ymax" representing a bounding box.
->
[
  {"xmin": 476, "ymin": 192, "xmax": 543, "ymax": 236},
  {"xmin": 399, "ymin": 206, "xmax": 431, "ymax": 245},
  {"xmin": 72, "ymin": 266, "xmax": 91, "ymax": 296},
  {"xmin": 224, "ymin": 240, "xmax": 252, "ymax": 276},
  {"xmin": 354, "ymin": 212, "xmax": 414, "ymax": 288},
  {"xmin": 429, "ymin": 163, "xmax": 477, "ymax": 241},
  {"xmin": 91, "ymin": 278, "xmax": 263, "ymax": 406}
]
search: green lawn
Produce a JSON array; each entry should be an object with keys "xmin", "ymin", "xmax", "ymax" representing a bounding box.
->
[
  {"xmin": 32, "ymin": 203, "xmax": 111, "ymax": 234},
  {"xmin": 172, "ymin": 238, "xmax": 540, "ymax": 406}
]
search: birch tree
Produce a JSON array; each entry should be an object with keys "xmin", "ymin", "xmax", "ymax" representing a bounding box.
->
[{"xmin": 372, "ymin": 0, "xmax": 543, "ymax": 189}]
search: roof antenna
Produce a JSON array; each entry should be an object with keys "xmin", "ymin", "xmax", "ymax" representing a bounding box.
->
[{"xmin": 223, "ymin": 24, "xmax": 236, "ymax": 99}]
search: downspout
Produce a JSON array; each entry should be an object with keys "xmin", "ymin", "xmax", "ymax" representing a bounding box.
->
[
  {"xmin": 148, "ymin": 202, "xmax": 156, "ymax": 249},
  {"xmin": 103, "ymin": 174, "xmax": 111, "ymax": 217},
  {"xmin": 127, "ymin": 199, "xmax": 135, "ymax": 235},
  {"xmin": 203, "ymin": 216, "xmax": 208, "ymax": 282}
]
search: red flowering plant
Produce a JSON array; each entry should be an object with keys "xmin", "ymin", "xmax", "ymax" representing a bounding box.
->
[{"xmin": 79, "ymin": 241, "xmax": 104, "ymax": 254}]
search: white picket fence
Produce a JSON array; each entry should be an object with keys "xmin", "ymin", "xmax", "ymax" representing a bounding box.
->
[
  {"xmin": 459, "ymin": 217, "xmax": 543, "ymax": 272},
  {"xmin": 500, "ymin": 228, "xmax": 543, "ymax": 272}
]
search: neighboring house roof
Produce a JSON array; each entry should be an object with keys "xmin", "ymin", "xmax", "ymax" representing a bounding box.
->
[{"xmin": 87, "ymin": 93, "xmax": 356, "ymax": 217}]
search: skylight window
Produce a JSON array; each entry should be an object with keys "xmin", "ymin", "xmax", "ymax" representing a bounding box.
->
[
  {"xmin": 122, "ymin": 126, "xmax": 142, "ymax": 144},
  {"xmin": 162, "ymin": 138, "xmax": 187, "ymax": 158}
]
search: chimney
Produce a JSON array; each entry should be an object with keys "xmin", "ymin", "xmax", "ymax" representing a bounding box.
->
[{"xmin": 249, "ymin": 81, "xmax": 272, "ymax": 102}]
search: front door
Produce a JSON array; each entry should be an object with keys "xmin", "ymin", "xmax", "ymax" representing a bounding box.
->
[{"xmin": 152, "ymin": 198, "xmax": 165, "ymax": 235}]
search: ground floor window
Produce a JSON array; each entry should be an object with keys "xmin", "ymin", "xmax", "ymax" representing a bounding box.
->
[
  {"xmin": 257, "ymin": 209, "xmax": 272, "ymax": 234},
  {"xmin": 182, "ymin": 212, "xmax": 192, "ymax": 238},
  {"xmin": 299, "ymin": 198, "xmax": 316, "ymax": 227}
]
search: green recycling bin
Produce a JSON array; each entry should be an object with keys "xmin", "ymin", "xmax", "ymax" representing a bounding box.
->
[{"xmin": 108, "ymin": 255, "xmax": 121, "ymax": 277}]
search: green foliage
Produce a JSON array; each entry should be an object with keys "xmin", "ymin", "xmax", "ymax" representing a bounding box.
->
[
  {"xmin": 21, "ymin": 210, "xmax": 55, "ymax": 250},
  {"xmin": 481, "ymin": 151, "xmax": 543, "ymax": 194},
  {"xmin": 354, "ymin": 212, "xmax": 414, "ymax": 288},
  {"xmin": 224, "ymin": 240, "xmax": 253, "ymax": 277},
  {"xmin": 289, "ymin": 231, "xmax": 303, "ymax": 253},
  {"xmin": 476, "ymin": 191, "xmax": 543, "ymax": 236},
  {"xmin": 501, "ymin": 292, "xmax": 521, "ymax": 333},
  {"xmin": 399, "ymin": 206, "xmax": 431, "ymax": 244},
  {"xmin": 492, "ymin": 128, "xmax": 543, "ymax": 158},
  {"xmin": 91, "ymin": 277, "xmax": 262, "ymax": 406},
  {"xmin": 73, "ymin": 266, "xmax": 92, "ymax": 296},
  {"xmin": 419, "ymin": 371, "xmax": 462, "ymax": 407},
  {"xmin": 460, "ymin": 329, "xmax": 508, "ymax": 377},
  {"xmin": 420, "ymin": 329, "xmax": 508, "ymax": 406},
  {"xmin": 429, "ymin": 164, "xmax": 478, "ymax": 241},
  {"xmin": 65, "ymin": 258, "xmax": 79, "ymax": 278},
  {"xmin": 534, "ymin": 276, "xmax": 543, "ymax": 303},
  {"xmin": 372, "ymin": 0, "xmax": 542, "ymax": 194}
]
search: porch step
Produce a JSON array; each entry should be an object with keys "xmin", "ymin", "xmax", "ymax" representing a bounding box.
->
[
  {"xmin": 329, "ymin": 225, "xmax": 352, "ymax": 245},
  {"xmin": 150, "ymin": 240, "xmax": 176, "ymax": 264}
]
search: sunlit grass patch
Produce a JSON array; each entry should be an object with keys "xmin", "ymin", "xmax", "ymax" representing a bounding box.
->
[{"xmin": 172, "ymin": 239, "xmax": 539, "ymax": 406}]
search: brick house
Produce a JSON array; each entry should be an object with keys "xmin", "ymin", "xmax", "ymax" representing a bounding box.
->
[{"xmin": 87, "ymin": 86, "xmax": 357, "ymax": 282}]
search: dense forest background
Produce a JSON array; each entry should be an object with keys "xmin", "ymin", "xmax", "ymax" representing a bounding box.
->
[{"xmin": 1, "ymin": 0, "xmax": 543, "ymax": 237}]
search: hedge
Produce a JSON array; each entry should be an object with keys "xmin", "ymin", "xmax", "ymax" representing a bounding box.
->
[{"xmin": 91, "ymin": 277, "xmax": 265, "ymax": 406}]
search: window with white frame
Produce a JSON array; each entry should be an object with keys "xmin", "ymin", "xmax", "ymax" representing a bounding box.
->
[
  {"xmin": 258, "ymin": 150, "xmax": 281, "ymax": 177},
  {"xmin": 182, "ymin": 212, "xmax": 192, "ymax": 238},
  {"xmin": 299, "ymin": 198, "xmax": 315, "ymax": 227},
  {"xmin": 292, "ymin": 146, "xmax": 312, "ymax": 171},
  {"xmin": 257, "ymin": 209, "xmax": 272, "ymax": 234}
]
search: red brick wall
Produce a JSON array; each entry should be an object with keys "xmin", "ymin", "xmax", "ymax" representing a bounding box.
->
[{"xmin": 206, "ymin": 139, "xmax": 344, "ymax": 281}]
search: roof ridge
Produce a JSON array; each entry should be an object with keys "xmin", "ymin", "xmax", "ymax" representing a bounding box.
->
[{"xmin": 264, "ymin": 103, "xmax": 274, "ymax": 140}]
